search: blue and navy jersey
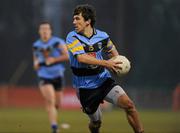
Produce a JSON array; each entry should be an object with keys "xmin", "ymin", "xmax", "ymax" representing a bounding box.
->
[
  {"xmin": 33, "ymin": 36, "xmax": 66, "ymax": 79},
  {"xmin": 66, "ymin": 29, "xmax": 114, "ymax": 89}
]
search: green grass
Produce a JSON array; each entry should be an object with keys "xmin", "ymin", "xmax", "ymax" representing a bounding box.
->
[{"xmin": 0, "ymin": 108, "xmax": 180, "ymax": 133}]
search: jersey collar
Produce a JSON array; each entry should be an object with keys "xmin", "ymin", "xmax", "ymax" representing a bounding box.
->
[{"xmin": 77, "ymin": 28, "xmax": 97, "ymax": 39}]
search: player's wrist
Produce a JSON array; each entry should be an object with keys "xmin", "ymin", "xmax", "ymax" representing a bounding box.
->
[
  {"xmin": 53, "ymin": 57, "xmax": 58, "ymax": 62},
  {"xmin": 54, "ymin": 57, "xmax": 63, "ymax": 63},
  {"xmin": 101, "ymin": 60, "xmax": 109, "ymax": 68}
]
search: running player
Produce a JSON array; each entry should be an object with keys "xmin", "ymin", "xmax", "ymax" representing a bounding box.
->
[
  {"xmin": 66, "ymin": 4, "xmax": 144, "ymax": 133},
  {"xmin": 33, "ymin": 21, "xmax": 68, "ymax": 133}
]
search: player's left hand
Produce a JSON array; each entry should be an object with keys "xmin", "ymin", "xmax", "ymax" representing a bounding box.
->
[{"xmin": 45, "ymin": 57, "xmax": 57, "ymax": 65}]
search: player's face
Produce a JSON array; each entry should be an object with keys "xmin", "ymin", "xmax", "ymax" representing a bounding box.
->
[
  {"xmin": 39, "ymin": 24, "xmax": 52, "ymax": 41},
  {"xmin": 73, "ymin": 13, "xmax": 90, "ymax": 33}
]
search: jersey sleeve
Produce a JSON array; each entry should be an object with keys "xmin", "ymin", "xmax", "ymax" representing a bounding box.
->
[
  {"xmin": 98, "ymin": 31, "xmax": 114, "ymax": 52},
  {"xmin": 104, "ymin": 38, "xmax": 114, "ymax": 52},
  {"xmin": 58, "ymin": 38, "xmax": 66, "ymax": 46},
  {"xmin": 55, "ymin": 38, "xmax": 66, "ymax": 51},
  {"xmin": 66, "ymin": 34, "xmax": 85, "ymax": 56},
  {"xmin": 32, "ymin": 43, "xmax": 39, "ymax": 57}
]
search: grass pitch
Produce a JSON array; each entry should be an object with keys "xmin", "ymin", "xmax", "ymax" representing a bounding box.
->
[{"xmin": 0, "ymin": 108, "xmax": 179, "ymax": 133}]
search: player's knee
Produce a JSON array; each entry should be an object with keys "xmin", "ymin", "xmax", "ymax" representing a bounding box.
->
[
  {"xmin": 125, "ymin": 100, "xmax": 136, "ymax": 113},
  {"xmin": 55, "ymin": 104, "xmax": 60, "ymax": 109},
  {"xmin": 90, "ymin": 120, "xmax": 101, "ymax": 127},
  {"xmin": 117, "ymin": 96, "xmax": 135, "ymax": 111},
  {"xmin": 45, "ymin": 100, "xmax": 56, "ymax": 112},
  {"xmin": 45, "ymin": 98, "xmax": 56, "ymax": 107}
]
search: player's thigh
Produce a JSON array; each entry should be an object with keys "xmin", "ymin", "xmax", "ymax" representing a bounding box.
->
[
  {"xmin": 53, "ymin": 77, "xmax": 64, "ymax": 105},
  {"xmin": 39, "ymin": 84, "xmax": 56, "ymax": 103},
  {"xmin": 104, "ymin": 85, "xmax": 126, "ymax": 106},
  {"xmin": 53, "ymin": 77, "xmax": 64, "ymax": 91}
]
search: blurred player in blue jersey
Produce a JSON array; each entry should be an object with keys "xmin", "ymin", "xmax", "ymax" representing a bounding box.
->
[
  {"xmin": 33, "ymin": 21, "xmax": 68, "ymax": 133},
  {"xmin": 66, "ymin": 4, "xmax": 144, "ymax": 133}
]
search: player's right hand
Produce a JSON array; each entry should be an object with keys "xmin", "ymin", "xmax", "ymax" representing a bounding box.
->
[
  {"xmin": 33, "ymin": 60, "xmax": 40, "ymax": 70},
  {"xmin": 105, "ymin": 60, "xmax": 122, "ymax": 73}
]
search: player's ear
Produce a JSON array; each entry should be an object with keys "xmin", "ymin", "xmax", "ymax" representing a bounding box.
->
[{"xmin": 86, "ymin": 19, "xmax": 91, "ymax": 26}]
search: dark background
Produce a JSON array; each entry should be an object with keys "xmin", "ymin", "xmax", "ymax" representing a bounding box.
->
[{"xmin": 1, "ymin": 0, "xmax": 179, "ymax": 89}]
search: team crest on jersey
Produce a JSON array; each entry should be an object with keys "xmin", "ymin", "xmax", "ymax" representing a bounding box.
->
[
  {"xmin": 98, "ymin": 42, "xmax": 102, "ymax": 49},
  {"xmin": 89, "ymin": 46, "xmax": 94, "ymax": 51}
]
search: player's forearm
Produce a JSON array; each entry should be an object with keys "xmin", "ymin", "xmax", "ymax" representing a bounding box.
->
[
  {"xmin": 77, "ymin": 54, "xmax": 108, "ymax": 67},
  {"xmin": 33, "ymin": 58, "xmax": 40, "ymax": 70},
  {"xmin": 55, "ymin": 45, "xmax": 69, "ymax": 62},
  {"xmin": 54, "ymin": 54, "xmax": 69, "ymax": 62}
]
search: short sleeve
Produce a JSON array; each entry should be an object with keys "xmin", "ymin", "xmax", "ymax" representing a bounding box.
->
[
  {"xmin": 32, "ymin": 43, "xmax": 39, "ymax": 57},
  {"xmin": 98, "ymin": 30, "xmax": 114, "ymax": 52},
  {"xmin": 105, "ymin": 39, "xmax": 114, "ymax": 51},
  {"xmin": 58, "ymin": 38, "xmax": 66, "ymax": 46},
  {"xmin": 66, "ymin": 34, "xmax": 85, "ymax": 56}
]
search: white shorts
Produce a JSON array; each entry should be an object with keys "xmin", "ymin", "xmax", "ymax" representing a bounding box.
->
[{"xmin": 104, "ymin": 85, "xmax": 126, "ymax": 105}]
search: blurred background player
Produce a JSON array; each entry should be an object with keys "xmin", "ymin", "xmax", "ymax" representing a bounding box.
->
[
  {"xmin": 66, "ymin": 4, "xmax": 144, "ymax": 133},
  {"xmin": 32, "ymin": 21, "xmax": 69, "ymax": 133}
]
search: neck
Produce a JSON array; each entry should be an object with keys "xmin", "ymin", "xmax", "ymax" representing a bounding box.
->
[
  {"xmin": 41, "ymin": 36, "xmax": 51, "ymax": 42},
  {"xmin": 83, "ymin": 26, "xmax": 94, "ymax": 38}
]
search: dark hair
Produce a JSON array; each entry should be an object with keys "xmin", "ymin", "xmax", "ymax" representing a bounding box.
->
[
  {"xmin": 73, "ymin": 4, "xmax": 96, "ymax": 27},
  {"xmin": 38, "ymin": 21, "xmax": 52, "ymax": 29}
]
